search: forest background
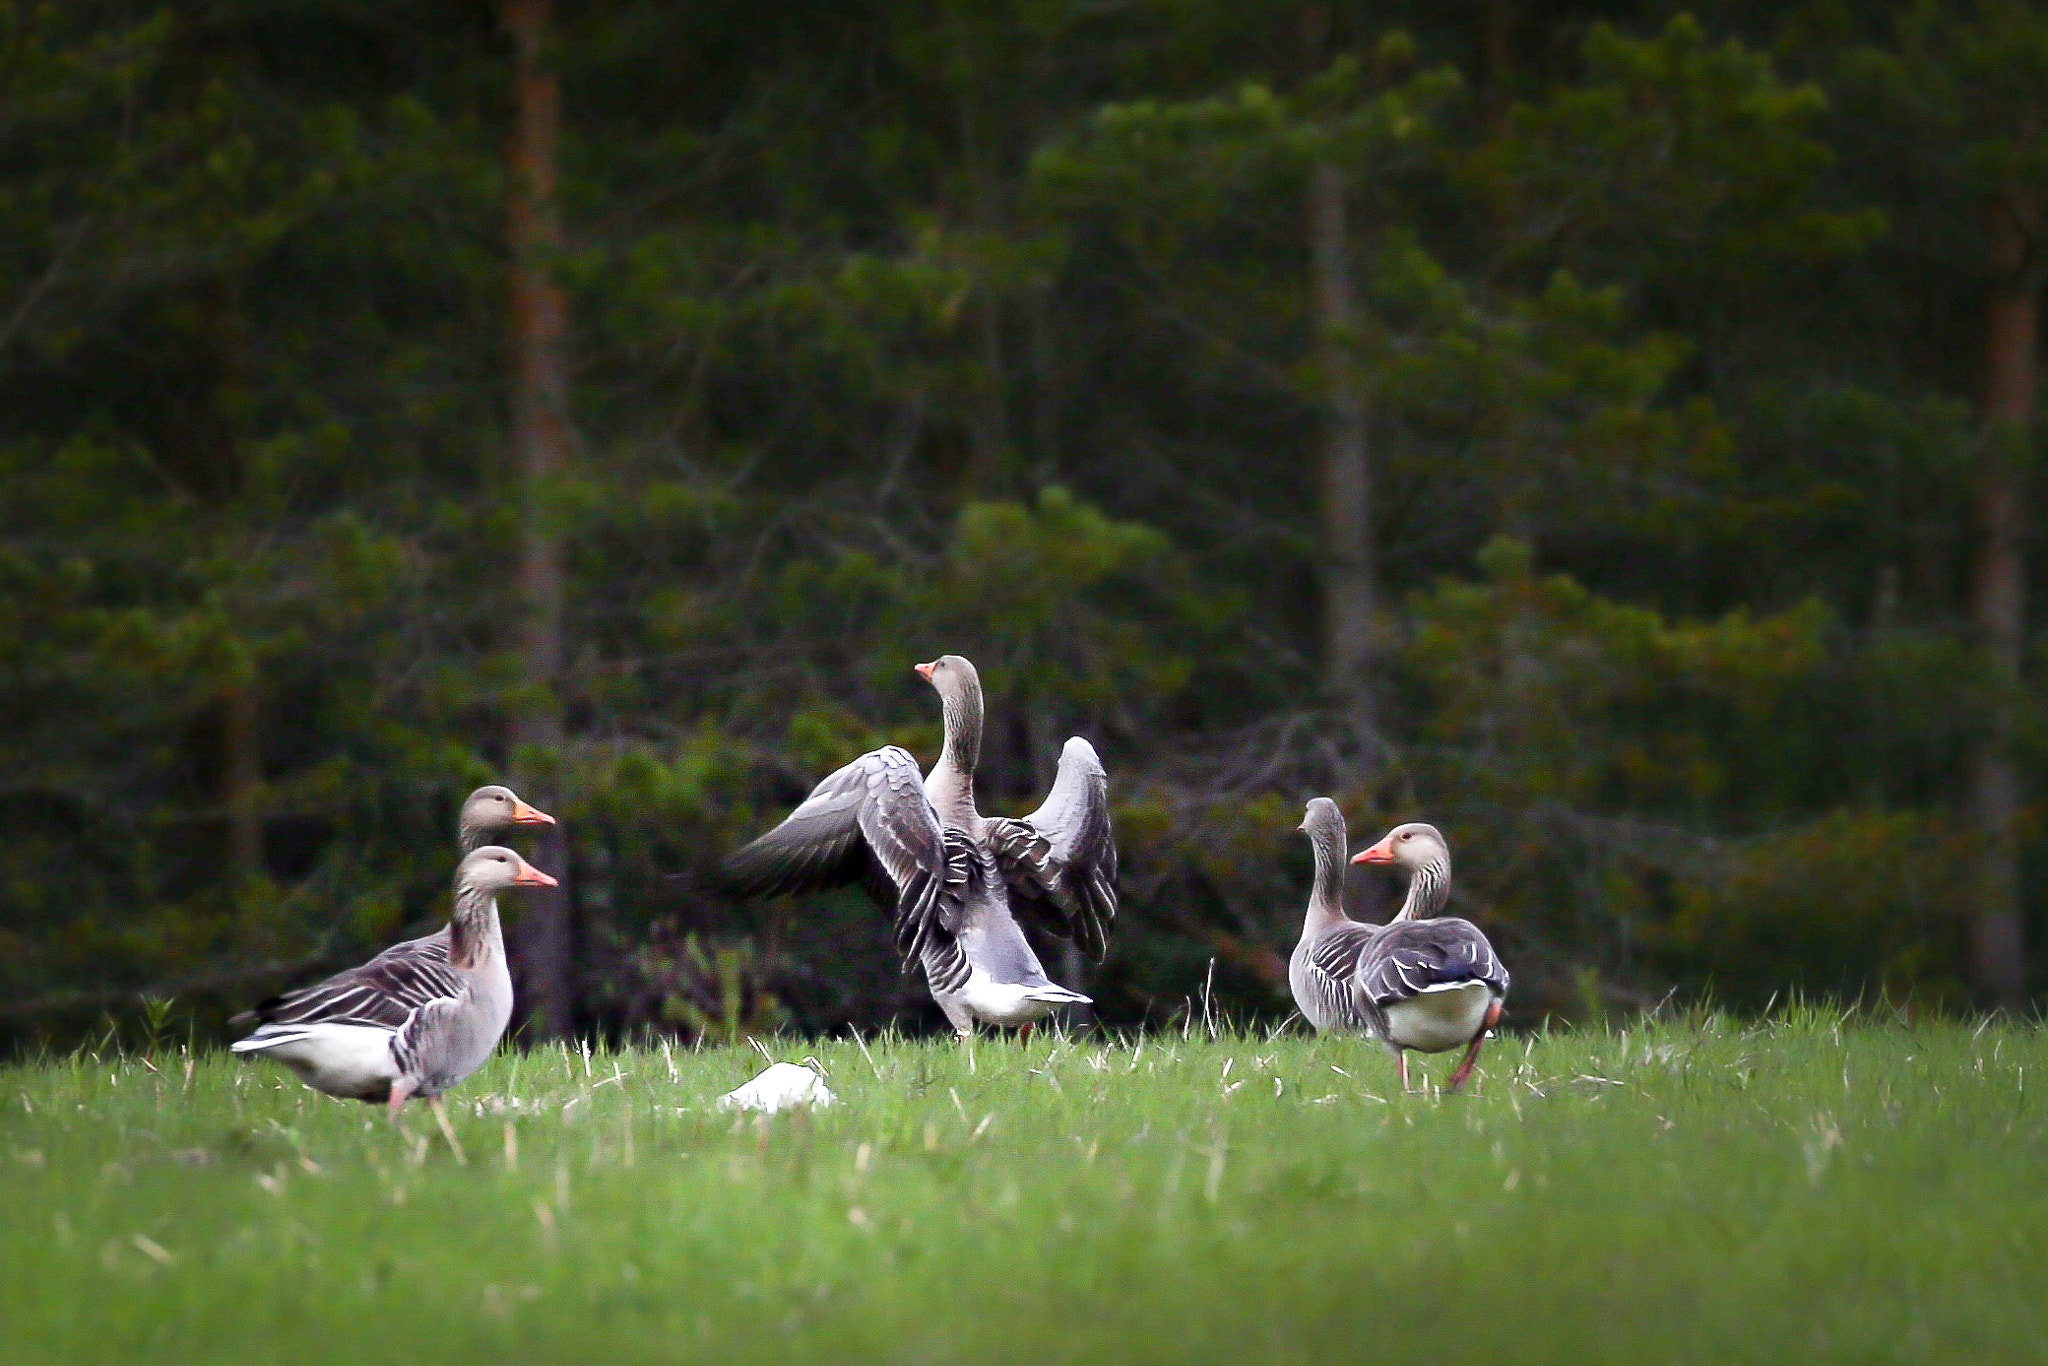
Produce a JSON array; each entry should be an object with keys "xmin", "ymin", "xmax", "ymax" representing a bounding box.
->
[{"xmin": 4, "ymin": 0, "xmax": 2044, "ymax": 1048}]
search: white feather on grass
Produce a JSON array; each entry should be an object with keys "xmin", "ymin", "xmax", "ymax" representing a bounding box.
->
[{"xmin": 718, "ymin": 1062, "xmax": 835, "ymax": 1114}]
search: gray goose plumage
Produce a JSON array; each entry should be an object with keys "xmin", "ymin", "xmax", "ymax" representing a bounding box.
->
[
  {"xmin": 229, "ymin": 846, "xmax": 554, "ymax": 1120},
  {"xmin": 1288, "ymin": 801, "xmax": 1509, "ymax": 1092},
  {"xmin": 721, "ymin": 654, "xmax": 1115, "ymax": 1036}
]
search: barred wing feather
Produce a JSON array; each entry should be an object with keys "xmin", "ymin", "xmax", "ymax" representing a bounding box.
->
[
  {"xmin": 1359, "ymin": 918, "xmax": 1509, "ymax": 1006},
  {"xmin": 1305, "ymin": 921, "xmax": 1378, "ymax": 986},
  {"xmin": 1300, "ymin": 921, "xmax": 1381, "ymax": 1029},
  {"xmin": 720, "ymin": 746, "xmax": 960, "ymax": 964},
  {"xmin": 986, "ymin": 737, "xmax": 1118, "ymax": 960},
  {"xmin": 239, "ymin": 952, "xmax": 467, "ymax": 1031}
]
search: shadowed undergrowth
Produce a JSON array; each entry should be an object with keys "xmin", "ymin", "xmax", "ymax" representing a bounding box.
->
[{"xmin": 3, "ymin": 1012, "xmax": 2044, "ymax": 1363}]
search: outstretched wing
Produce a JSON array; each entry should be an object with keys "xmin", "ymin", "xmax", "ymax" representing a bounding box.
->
[
  {"xmin": 236, "ymin": 943, "xmax": 466, "ymax": 1031},
  {"xmin": 1359, "ymin": 918, "xmax": 1510, "ymax": 1006},
  {"xmin": 720, "ymin": 746, "xmax": 961, "ymax": 964},
  {"xmin": 985, "ymin": 736, "xmax": 1118, "ymax": 961}
]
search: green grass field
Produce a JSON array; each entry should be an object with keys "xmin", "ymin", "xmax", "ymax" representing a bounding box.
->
[{"xmin": 3, "ymin": 1012, "xmax": 2044, "ymax": 1364}]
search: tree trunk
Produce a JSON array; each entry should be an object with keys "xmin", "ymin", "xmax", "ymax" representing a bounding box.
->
[
  {"xmin": 210, "ymin": 276, "xmax": 263, "ymax": 891},
  {"xmin": 1478, "ymin": 0, "xmax": 1515, "ymax": 134},
  {"xmin": 501, "ymin": 0, "xmax": 572, "ymax": 1038},
  {"xmin": 222, "ymin": 678, "xmax": 263, "ymax": 884},
  {"xmin": 1308, "ymin": 159, "xmax": 1377, "ymax": 731},
  {"xmin": 1967, "ymin": 190, "xmax": 2036, "ymax": 1010}
]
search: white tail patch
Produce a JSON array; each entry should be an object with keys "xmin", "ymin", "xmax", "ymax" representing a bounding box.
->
[{"xmin": 1024, "ymin": 986, "xmax": 1092, "ymax": 1005}]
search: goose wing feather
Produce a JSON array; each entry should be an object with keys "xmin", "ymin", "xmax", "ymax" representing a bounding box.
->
[
  {"xmin": 1305, "ymin": 921, "xmax": 1379, "ymax": 986},
  {"xmin": 985, "ymin": 737, "xmax": 1118, "ymax": 960},
  {"xmin": 371, "ymin": 927, "xmax": 450, "ymax": 965},
  {"xmin": 720, "ymin": 746, "xmax": 961, "ymax": 963},
  {"xmin": 1359, "ymin": 918, "xmax": 1509, "ymax": 1006},
  {"xmin": 1300, "ymin": 921, "xmax": 1381, "ymax": 1029},
  {"xmin": 237, "ymin": 950, "xmax": 467, "ymax": 1030}
]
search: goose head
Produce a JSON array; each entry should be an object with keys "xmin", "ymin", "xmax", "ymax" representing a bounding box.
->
[
  {"xmin": 458, "ymin": 845, "xmax": 558, "ymax": 893},
  {"xmin": 1297, "ymin": 796, "xmax": 1345, "ymax": 841},
  {"xmin": 1352, "ymin": 821, "xmax": 1450, "ymax": 872},
  {"xmin": 913, "ymin": 653, "xmax": 981, "ymax": 701},
  {"xmin": 461, "ymin": 785, "xmax": 555, "ymax": 836},
  {"xmin": 915, "ymin": 654, "xmax": 983, "ymax": 750}
]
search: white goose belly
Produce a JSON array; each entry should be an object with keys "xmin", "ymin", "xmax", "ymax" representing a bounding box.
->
[{"xmin": 1382, "ymin": 981, "xmax": 1493, "ymax": 1053}]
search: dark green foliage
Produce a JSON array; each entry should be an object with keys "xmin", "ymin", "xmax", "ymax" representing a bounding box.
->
[{"xmin": 0, "ymin": 0, "xmax": 2039, "ymax": 1043}]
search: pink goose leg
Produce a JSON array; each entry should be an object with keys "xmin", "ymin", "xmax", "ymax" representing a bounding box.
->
[{"xmin": 1443, "ymin": 999, "xmax": 1504, "ymax": 1093}]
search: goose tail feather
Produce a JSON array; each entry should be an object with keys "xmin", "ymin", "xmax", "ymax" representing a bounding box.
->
[{"xmin": 1022, "ymin": 985, "xmax": 1092, "ymax": 1005}]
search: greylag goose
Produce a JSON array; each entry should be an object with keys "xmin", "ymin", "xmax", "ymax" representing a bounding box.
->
[
  {"xmin": 460, "ymin": 784, "xmax": 555, "ymax": 849},
  {"xmin": 366, "ymin": 784, "xmax": 555, "ymax": 968},
  {"xmin": 229, "ymin": 846, "xmax": 554, "ymax": 1119},
  {"xmin": 1288, "ymin": 801, "xmax": 1509, "ymax": 1092},
  {"xmin": 721, "ymin": 654, "xmax": 1115, "ymax": 1037}
]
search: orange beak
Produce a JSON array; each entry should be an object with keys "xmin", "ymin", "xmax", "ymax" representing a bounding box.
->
[
  {"xmin": 913, "ymin": 660, "xmax": 936, "ymax": 680},
  {"xmin": 511, "ymin": 796, "xmax": 555, "ymax": 826},
  {"xmin": 513, "ymin": 862, "xmax": 559, "ymax": 888},
  {"xmin": 1352, "ymin": 840, "xmax": 1395, "ymax": 865}
]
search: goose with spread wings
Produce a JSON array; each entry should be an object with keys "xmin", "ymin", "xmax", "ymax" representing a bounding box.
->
[
  {"xmin": 721, "ymin": 654, "xmax": 1116, "ymax": 1036},
  {"xmin": 1288, "ymin": 801, "xmax": 1509, "ymax": 1092}
]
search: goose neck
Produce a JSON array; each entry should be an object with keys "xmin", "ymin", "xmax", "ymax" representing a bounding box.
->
[
  {"xmin": 1392, "ymin": 856, "xmax": 1451, "ymax": 922},
  {"xmin": 447, "ymin": 885, "xmax": 505, "ymax": 971},
  {"xmin": 1303, "ymin": 820, "xmax": 1351, "ymax": 938},
  {"xmin": 929, "ymin": 682, "xmax": 983, "ymax": 825}
]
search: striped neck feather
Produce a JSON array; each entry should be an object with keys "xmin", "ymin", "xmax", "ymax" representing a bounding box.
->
[
  {"xmin": 929, "ymin": 682, "xmax": 983, "ymax": 824},
  {"xmin": 447, "ymin": 885, "xmax": 503, "ymax": 970},
  {"xmin": 1392, "ymin": 857, "xmax": 1450, "ymax": 922},
  {"xmin": 1303, "ymin": 817, "xmax": 1350, "ymax": 935}
]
